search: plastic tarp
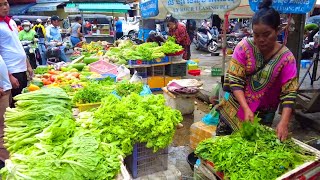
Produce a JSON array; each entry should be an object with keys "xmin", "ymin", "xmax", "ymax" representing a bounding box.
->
[
  {"xmin": 9, "ymin": 3, "xmax": 36, "ymax": 15},
  {"xmin": 144, "ymin": 0, "xmax": 253, "ymax": 20},
  {"xmin": 28, "ymin": 2, "xmax": 62, "ymax": 12}
]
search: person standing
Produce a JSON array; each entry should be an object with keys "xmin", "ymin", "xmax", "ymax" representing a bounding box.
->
[
  {"xmin": 0, "ymin": 0, "xmax": 33, "ymax": 108},
  {"xmin": 217, "ymin": 0, "xmax": 297, "ymax": 141},
  {"xmin": 114, "ymin": 17, "xmax": 123, "ymax": 40},
  {"xmin": 186, "ymin": 19, "xmax": 196, "ymax": 42},
  {"xmin": 33, "ymin": 19, "xmax": 46, "ymax": 65},
  {"xmin": 46, "ymin": 15, "xmax": 68, "ymax": 62},
  {"xmin": 0, "ymin": 55, "xmax": 11, "ymax": 163},
  {"xmin": 167, "ymin": 16, "xmax": 191, "ymax": 60},
  {"xmin": 70, "ymin": 16, "xmax": 83, "ymax": 47}
]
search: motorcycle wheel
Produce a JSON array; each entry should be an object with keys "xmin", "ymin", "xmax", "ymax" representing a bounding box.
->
[
  {"xmin": 208, "ymin": 41, "xmax": 218, "ymax": 52},
  {"xmin": 195, "ymin": 41, "xmax": 200, "ymax": 50}
]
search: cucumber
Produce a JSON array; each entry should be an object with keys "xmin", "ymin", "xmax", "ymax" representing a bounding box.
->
[
  {"xmin": 83, "ymin": 57, "xmax": 99, "ymax": 65},
  {"xmin": 71, "ymin": 63, "xmax": 86, "ymax": 71}
]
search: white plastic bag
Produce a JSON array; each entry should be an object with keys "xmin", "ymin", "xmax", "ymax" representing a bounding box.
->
[
  {"xmin": 129, "ymin": 71, "xmax": 143, "ymax": 83},
  {"xmin": 116, "ymin": 65, "xmax": 130, "ymax": 82}
]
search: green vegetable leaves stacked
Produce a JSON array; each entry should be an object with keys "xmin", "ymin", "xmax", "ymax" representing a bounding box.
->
[
  {"xmin": 195, "ymin": 118, "xmax": 315, "ymax": 180},
  {"xmin": 1, "ymin": 88, "xmax": 122, "ymax": 179},
  {"xmin": 161, "ymin": 36, "xmax": 183, "ymax": 54},
  {"xmin": 80, "ymin": 93, "xmax": 183, "ymax": 155},
  {"xmin": 115, "ymin": 81, "xmax": 143, "ymax": 97}
]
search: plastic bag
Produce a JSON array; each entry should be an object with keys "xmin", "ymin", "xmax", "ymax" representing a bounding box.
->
[
  {"xmin": 140, "ymin": 85, "xmax": 152, "ymax": 96},
  {"xmin": 202, "ymin": 106, "xmax": 220, "ymax": 125},
  {"xmin": 116, "ymin": 65, "xmax": 130, "ymax": 82},
  {"xmin": 209, "ymin": 82, "xmax": 222, "ymax": 105},
  {"xmin": 129, "ymin": 71, "xmax": 143, "ymax": 83}
]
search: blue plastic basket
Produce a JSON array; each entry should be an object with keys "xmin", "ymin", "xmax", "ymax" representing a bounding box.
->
[
  {"xmin": 151, "ymin": 56, "xmax": 169, "ymax": 64},
  {"xmin": 128, "ymin": 60, "xmax": 150, "ymax": 66}
]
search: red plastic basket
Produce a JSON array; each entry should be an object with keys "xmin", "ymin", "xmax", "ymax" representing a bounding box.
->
[
  {"xmin": 166, "ymin": 50, "xmax": 184, "ymax": 56},
  {"xmin": 188, "ymin": 69, "xmax": 201, "ymax": 76},
  {"xmin": 89, "ymin": 60, "xmax": 118, "ymax": 75}
]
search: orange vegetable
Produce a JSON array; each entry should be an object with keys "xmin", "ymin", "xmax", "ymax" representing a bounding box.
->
[
  {"xmin": 48, "ymin": 70, "xmax": 58, "ymax": 75},
  {"xmin": 28, "ymin": 84, "xmax": 40, "ymax": 91},
  {"xmin": 42, "ymin": 79, "xmax": 52, "ymax": 85}
]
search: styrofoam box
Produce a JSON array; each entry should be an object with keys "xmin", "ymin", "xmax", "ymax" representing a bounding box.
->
[{"xmin": 163, "ymin": 91, "xmax": 196, "ymax": 115}]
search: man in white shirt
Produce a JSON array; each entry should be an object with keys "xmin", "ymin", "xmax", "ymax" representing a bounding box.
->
[
  {"xmin": 0, "ymin": 0, "xmax": 33, "ymax": 107},
  {"xmin": 0, "ymin": 55, "xmax": 11, "ymax": 163}
]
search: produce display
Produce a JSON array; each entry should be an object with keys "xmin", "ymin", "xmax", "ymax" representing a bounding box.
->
[
  {"xmin": 115, "ymin": 81, "xmax": 144, "ymax": 97},
  {"xmin": 1, "ymin": 88, "xmax": 122, "ymax": 179},
  {"xmin": 195, "ymin": 117, "xmax": 315, "ymax": 180},
  {"xmin": 77, "ymin": 93, "xmax": 183, "ymax": 155},
  {"xmin": 161, "ymin": 36, "xmax": 183, "ymax": 54}
]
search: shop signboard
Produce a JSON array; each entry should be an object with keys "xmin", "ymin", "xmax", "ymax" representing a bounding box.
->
[
  {"xmin": 249, "ymin": 0, "xmax": 316, "ymax": 14},
  {"xmin": 36, "ymin": 0, "xmax": 68, "ymax": 3},
  {"xmin": 140, "ymin": 0, "xmax": 159, "ymax": 18},
  {"xmin": 162, "ymin": 0, "xmax": 241, "ymax": 19}
]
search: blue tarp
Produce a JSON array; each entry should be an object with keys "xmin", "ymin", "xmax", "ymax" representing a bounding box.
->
[{"xmin": 9, "ymin": 3, "xmax": 36, "ymax": 15}]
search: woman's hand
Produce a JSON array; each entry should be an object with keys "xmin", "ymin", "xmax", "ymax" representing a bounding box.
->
[
  {"xmin": 244, "ymin": 107, "xmax": 254, "ymax": 122},
  {"xmin": 276, "ymin": 120, "xmax": 289, "ymax": 141},
  {"xmin": 9, "ymin": 74, "xmax": 20, "ymax": 89},
  {"xmin": 0, "ymin": 88, "xmax": 4, "ymax": 97}
]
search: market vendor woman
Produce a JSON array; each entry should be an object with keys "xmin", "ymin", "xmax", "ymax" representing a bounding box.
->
[
  {"xmin": 217, "ymin": 0, "xmax": 298, "ymax": 141},
  {"xmin": 166, "ymin": 16, "xmax": 191, "ymax": 60}
]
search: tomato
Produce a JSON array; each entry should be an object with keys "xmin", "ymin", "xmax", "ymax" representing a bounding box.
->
[
  {"xmin": 50, "ymin": 75, "xmax": 56, "ymax": 82},
  {"xmin": 42, "ymin": 79, "xmax": 52, "ymax": 85}
]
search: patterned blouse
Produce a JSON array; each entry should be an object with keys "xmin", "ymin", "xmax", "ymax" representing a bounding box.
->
[{"xmin": 219, "ymin": 38, "xmax": 298, "ymax": 130}]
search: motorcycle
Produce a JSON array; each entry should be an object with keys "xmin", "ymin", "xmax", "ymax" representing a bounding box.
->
[
  {"xmin": 194, "ymin": 27, "xmax": 219, "ymax": 53},
  {"xmin": 21, "ymin": 40, "xmax": 40, "ymax": 69},
  {"xmin": 45, "ymin": 41, "xmax": 63, "ymax": 65}
]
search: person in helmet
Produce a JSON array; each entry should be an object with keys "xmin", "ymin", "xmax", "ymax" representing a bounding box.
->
[
  {"xmin": 146, "ymin": 30, "xmax": 165, "ymax": 46},
  {"xmin": 33, "ymin": 19, "xmax": 46, "ymax": 65},
  {"xmin": 19, "ymin": 20, "xmax": 38, "ymax": 69},
  {"xmin": 19, "ymin": 20, "xmax": 37, "ymax": 42},
  {"xmin": 14, "ymin": 18, "xmax": 23, "ymax": 31}
]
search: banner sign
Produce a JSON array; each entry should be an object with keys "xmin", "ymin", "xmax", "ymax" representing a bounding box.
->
[
  {"xmin": 249, "ymin": 0, "xmax": 316, "ymax": 14},
  {"xmin": 140, "ymin": 0, "xmax": 159, "ymax": 18},
  {"xmin": 162, "ymin": 0, "xmax": 241, "ymax": 19}
]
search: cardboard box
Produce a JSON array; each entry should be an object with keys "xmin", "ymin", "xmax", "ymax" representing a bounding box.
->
[{"xmin": 190, "ymin": 121, "xmax": 217, "ymax": 150}]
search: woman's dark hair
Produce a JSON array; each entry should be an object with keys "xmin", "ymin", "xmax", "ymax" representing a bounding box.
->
[
  {"xmin": 252, "ymin": 0, "xmax": 280, "ymax": 30},
  {"xmin": 166, "ymin": 16, "xmax": 178, "ymax": 23},
  {"xmin": 75, "ymin": 16, "xmax": 81, "ymax": 22}
]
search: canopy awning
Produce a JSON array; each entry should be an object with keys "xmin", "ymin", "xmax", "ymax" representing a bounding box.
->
[
  {"xmin": 65, "ymin": 3, "xmax": 131, "ymax": 13},
  {"xmin": 28, "ymin": 2, "xmax": 62, "ymax": 12},
  {"xmin": 9, "ymin": 3, "xmax": 36, "ymax": 15}
]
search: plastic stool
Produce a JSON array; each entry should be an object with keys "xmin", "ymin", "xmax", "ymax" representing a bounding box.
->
[{"xmin": 301, "ymin": 60, "xmax": 312, "ymax": 68}]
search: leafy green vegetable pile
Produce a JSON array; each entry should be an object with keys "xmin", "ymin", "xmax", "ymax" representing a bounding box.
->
[
  {"xmin": 72, "ymin": 80, "xmax": 115, "ymax": 104},
  {"xmin": 161, "ymin": 36, "xmax": 183, "ymax": 54},
  {"xmin": 34, "ymin": 66, "xmax": 51, "ymax": 74},
  {"xmin": 195, "ymin": 117, "xmax": 315, "ymax": 180},
  {"xmin": 115, "ymin": 81, "xmax": 144, "ymax": 97},
  {"xmin": 1, "ymin": 88, "xmax": 122, "ymax": 179},
  {"xmin": 77, "ymin": 93, "xmax": 183, "ymax": 155}
]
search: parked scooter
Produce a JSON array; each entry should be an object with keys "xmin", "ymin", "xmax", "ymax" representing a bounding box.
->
[
  {"xmin": 194, "ymin": 26, "xmax": 219, "ymax": 53},
  {"xmin": 45, "ymin": 41, "xmax": 62, "ymax": 65}
]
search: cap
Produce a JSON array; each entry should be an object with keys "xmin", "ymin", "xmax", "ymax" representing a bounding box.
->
[
  {"xmin": 51, "ymin": 15, "xmax": 62, "ymax": 21},
  {"xmin": 36, "ymin": 19, "xmax": 42, "ymax": 23}
]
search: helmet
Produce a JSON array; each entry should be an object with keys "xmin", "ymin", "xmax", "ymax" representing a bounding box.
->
[
  {"xmin": 14, "ymin": 18, "xmax": 21, "ymax": 25},
  {"xmin": 36, "ymin": 19, "xmax": 42, "ymax": 23},
  {"xmin": 22, "ymin": 20, "xmax": 31, "ymax": 27}
]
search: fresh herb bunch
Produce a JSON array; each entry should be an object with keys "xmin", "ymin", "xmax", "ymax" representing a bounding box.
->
[
  {"xmin": 115, "ymin": 81, "xmax": 144, "ymax": 97},
  {"xmin": 195, "ymin": 116, "xmax": 315, "ymax": 180}
]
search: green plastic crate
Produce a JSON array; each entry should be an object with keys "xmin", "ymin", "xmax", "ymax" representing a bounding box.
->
[{"xmin": 211, "ymin": 68, "xmax": 222, "ymax": 77}]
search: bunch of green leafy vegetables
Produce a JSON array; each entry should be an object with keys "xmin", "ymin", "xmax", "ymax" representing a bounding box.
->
[
  {"xmin": 72, "ymin": 80, "xmax": 115, "ymax": 104},
  {"xmin": 115, "ymin": 81, "xmax": 144, "ymax": 97},
  {"xmin": 2, "ymin": 87, "xmax": 123, "ymax": 179},
  {"xmin": 161, "ymin": 36, "xmax": 183, "ymax": 54},
  {"xmin": 195, "ymin": 116, "xmax": 315, "ymax": 180},
  {"xmin": 34, "ymin": 66, "xmax": 51, "ymax": 74},
  {"xmin": 77, "ymin": 93, "xmax": 183, "ymax": 155}
]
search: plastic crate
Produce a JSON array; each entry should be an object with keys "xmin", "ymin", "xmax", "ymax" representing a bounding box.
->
[
  {"xmin": 211, "ymin": 67, "xmax": 222, "ymax": 77},
  {"xmin": 130, "ymin": 67, "xmax": 148, "ymax": 78},
  {"xmin": 147, "ymin": 76, "xmax": 165, "ymax": 89},
  {"xmin": 151, "ymin": 56, "xmax": 169, "ymax": 64},
  {"xmin": 125, "ymin": 143, "xmax": 168, "ymax": 178},
  {"xmin": 128, "ymin": 60, "xmax": 150, "ymax": 66},
  {"xmin": 148, "ymin": 65, "xmax": 165, "ymax": 76},
  {"xmin": 76, "ymin": 102, "xmax": 101, "ymax": 112},
  {"xmin": 89, "ymin": 60, "xmax": 117, "ymax": 75},
  {"xmin": 165, "ymin": 62, "xmax": 187, "ymax": 77}
]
